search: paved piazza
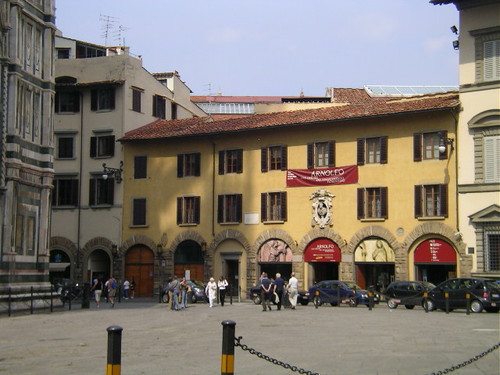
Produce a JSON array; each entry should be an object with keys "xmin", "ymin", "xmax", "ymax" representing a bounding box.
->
[{"xmin": 0, "ymin": 299, "xmax": 498, "ymax": 375}]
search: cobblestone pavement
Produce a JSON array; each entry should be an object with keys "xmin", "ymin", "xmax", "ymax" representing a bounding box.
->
[{"xmin": 0, "ymin": 298, "xmax": 499, "ymax": 375}]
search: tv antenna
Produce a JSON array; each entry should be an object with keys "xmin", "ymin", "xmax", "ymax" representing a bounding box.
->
[{"xmin": 99, "ymin": 14, "xmax": 119, "ymax": 46}]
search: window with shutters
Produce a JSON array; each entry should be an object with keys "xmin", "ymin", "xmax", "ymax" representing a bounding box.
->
[
  {"xmin": 413, "ymin": 131, "xmax": 448, "ymax": 161},
  {"xmin": 414, "ymin": 184, "xmax": 448, "ymax": 218},
  {"xmin": 90, "ymin": 135, "xmax": 115, "ymax": 158},
  {"xmin": 357, "ymin": 137, "xmax": 387, "ymax": 165},
  {"xmin": 219, "ymin": 149, "xmax": 243, "ymax": 174},
  {"xmin": 132, "ymin": 198, "xmax": 147, "ymax": 226},
  {"xmin": 134, "ymin": 156, "xmax": 147, "ymax": 179},
  {"xmin": 308, "ymin": 141, "xmax": 335, "ymax": 169},
  {"xmin": 152, "ymin": 95, "xmax": 166, "ymax": 119},
  {"xmin": 178, "ymin": 153, "xmax": 201, "ymax": 177},
  {"xmin": 217, "ymin": 194, "xmax": 242, "ymax": 224},
  {"xmin": 56, "ymin": 135, "xmax": 75, "ymax": 159},
  {"xmin": 132, "ymin": 87, "xmax": 142, "ymax": 113},
  {"xmin": 55, "ymin": 91, "xmax": 79, "ymax": 113},
  {"xmin": 261, "ymin": 192, "xmax": 287, "ymax": 222},
  {"xmin": 261, "ymin": 145, "xmax": 287, "ymax": 172},
  {"xmin": 484, "ymin": 135, "xmax": 500, "ymax": 183},
  {"xmin": 357, "ymin": 187, "xmax": 388, "ymax": 220},
  {"xmin": 177, "ymin": 196, "xmax": 200, "ymax": 225},
  {"xmin": 91, "ymin": 87, "xmax": 115, "ymax": 111},
  {"xmin": 52, "ymin": 177, "xmax": 79, "ymax": 207},
  {"xmin": 89, "ymin": 177, "xmax": 114, "ymax": 206}
]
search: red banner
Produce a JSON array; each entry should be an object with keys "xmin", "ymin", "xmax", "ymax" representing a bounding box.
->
[
  {"xmin": 286, "ymin": 165, "xmax": 358, "ymax": 187},
  {"xmin": 304, "ymin": 238, "xmax": 341, "ymax": 262},
  {"xmin": 414, "ymin": 239, "xmax": 456, "ymax": 263}
]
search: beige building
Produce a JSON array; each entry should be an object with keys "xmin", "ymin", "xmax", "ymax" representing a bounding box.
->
[
  {"xmin": 50, "ymin": 35, "xmax": 205, "ymax": 294},
  {"xmin": 432, "ymin": 0, "xmax": 500, "ymax": 279},
  {"xmin": 120, "ymin": 88, "xmax": 469, "ymax": 298}
]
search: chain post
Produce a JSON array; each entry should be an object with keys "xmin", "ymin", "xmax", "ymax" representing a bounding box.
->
[
  {"xmin": 423, "ymin": 292, "xmax": 429, "ymax": 313},
  {"xmin": 465, "ymin": 293, "xmax": 470, "ymax": 315},
  {"xmin": 445, "ymin": 291, "xmax": 450, "ymax": 314},
  {"xmin": 221, "ymin": 320, "xmax": 236, "ymax": 375},
  {"xmin": 106, "ymin": 325, "xmax": 123, "ymax": 375}
]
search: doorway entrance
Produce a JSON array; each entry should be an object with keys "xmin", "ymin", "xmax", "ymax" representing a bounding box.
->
[
  {"xmin": 125, "ymin": 245, "xmax": 154, "ymax": 297},
  {"xmin": 174, "ymin": 240, "xmax": 204, "ymax": 281}
]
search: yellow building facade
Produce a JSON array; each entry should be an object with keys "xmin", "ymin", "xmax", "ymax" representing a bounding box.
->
[{"xmin": 120, "ymin": 90, "xmax": 470, "ymax": 298}]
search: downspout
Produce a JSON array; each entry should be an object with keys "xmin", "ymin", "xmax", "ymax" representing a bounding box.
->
[
  {"xmin": 76, "ymin": 91, "xmax": 84, "ymax": 275},
  {"xmin": 450, "ymin": 109, "xmax": 460, "ymax": 234},
  {"xmin": 211, "ymin": 139, "xmax": 216, "ymax": 237}
]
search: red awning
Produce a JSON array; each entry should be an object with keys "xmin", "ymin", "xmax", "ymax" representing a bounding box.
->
[
  {"xmin": 414, "ymin": 239, "xmax": 456, "ymax": 263},
  {"xmin": 304, "ymin": 238, "xmax": 341, "ymax": 262}
]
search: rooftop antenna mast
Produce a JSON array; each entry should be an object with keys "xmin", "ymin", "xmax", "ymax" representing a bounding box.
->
[
  {"xmin": 114, "ymin": 25, "xmax": 130, "ymax": 46},
  {"xmin": 99, "ymin": 14, "xmax": 119, "ymax": 46}
]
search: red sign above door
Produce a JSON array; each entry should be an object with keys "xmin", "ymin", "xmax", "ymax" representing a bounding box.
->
[
  {"xmin": 304, "ymin": 238, "xmax": 341, "ymax": 262},
  {"xmin": 414, "ymin": 239, "xmax": 456, "ymax": 263}
]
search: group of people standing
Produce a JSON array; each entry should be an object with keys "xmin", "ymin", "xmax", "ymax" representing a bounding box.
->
[
  {"xmin": 260, "ymin": 272, "xmax": 298, "ymax": 311},
  {"xmin": 90, "ymin": 276, "xmax": 136, "ymax": 308},
  {"xmin": 165, "ymin": 276, "xmax": 190, "ymax": 311},
  {"xmin": 205, "ymin": 276, "xmax": 229, "ymax": 308}
]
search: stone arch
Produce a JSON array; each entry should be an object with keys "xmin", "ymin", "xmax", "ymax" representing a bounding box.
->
[
  {"xmin": 254, "ymin": 228, "xmax": 297, "ymax": 257},
  {"xmin": 121, "ymin": 235, "xmax": 157, "ymax": 254},
  {"xmin": 168, "ymin": 230, "xmax": 206, "ymax": 255},
  {"xmin": 298, "ymin": 228, "xmax": 348, "ymax": 254},
  {"xmin": 347, "ymin": 225, "xmax": 401, "ymax": 257},
  {"xmin": 50, "ymin": 236, "xmax": 78, "ymax": 255},
  {"xmin": 211, "ymin": 229, "xmax": 252, "ymax": 255},
  {"xmin": 402, "ymin": 222, "xmax": 466, "ymax": 256},
  {"xmin": 81, "ymin": 237, "xmax": 115, "ymax": 261}
]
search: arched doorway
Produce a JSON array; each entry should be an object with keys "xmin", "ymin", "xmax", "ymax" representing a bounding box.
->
[
  {"xmin": 125, "ymin": 245, "xmax": 154, "ymax": 297},
  {"xmin": 49, "ymin": 249, "xmax": 71, "ymax": 285},
  {"xmin": 174, "ymin": 240, "xmax": 204, "ymax": 281},
  {"xmin": 354, "ymin": 237, "xmax": 395, "ymax": 291},
  {"xmin": 304, "ymin": 238, "xmax": 341, "ymax": 284},
  {"xmin": 413, "ymin": 238, "xmax": 457, "ymax": 285},
  {"xmin": 257, "ymin": 239, "xmax": 293, "ymax": 281},
  {"xmin": 88, "ymin": 249, "xmax": 110, "ymax": 284}
]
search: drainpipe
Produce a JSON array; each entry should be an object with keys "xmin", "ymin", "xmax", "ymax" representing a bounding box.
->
[
  {"xmin": 76, "ymin": 91, "xmax": 84, "ymax": 276},
  {"xmin": 211, "ymin": 139, "xmax": 216, "ymax": 237}
]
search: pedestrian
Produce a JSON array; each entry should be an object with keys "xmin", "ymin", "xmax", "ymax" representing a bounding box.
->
[
  {"xmin": 218, "ymin": 276, "xmax": 229, "ymax": 307},
  {"xmin": 260, "ymin": 272, "xmax": 272, "ymax": 311},
  {"xmin": 129, "ymin": 277, "xmax": 136, "ymax": 299},
  {"xmin": 205, "ymin": 277, "xmax": 217, "ymax": 307},
  {"xmin": 123, "ymin": 279, "xmax": 130, "ymax": 299},
  {"xmin": 170, "ymin": 276, "xmax": 181, "ymax": 311},
  {"xmin": 287, "ymin": 272, "xmax": 298, "ymax": 309},
  {"xmin": 180, "ymin": 277, "xmax": 189, "ymax": 309},
  {"xmin": 107, "ymin": 276, "xmax": 117, "ymax": 308},
  {"xmin": 90, "ymin": 278, "xmax": 103, "ymax": 308},
  {"xmin": 273, "ymin": 273, "xmax": 285, "ymax": 311}
]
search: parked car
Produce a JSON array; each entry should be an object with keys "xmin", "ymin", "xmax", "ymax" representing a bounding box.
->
[
  {"xmin": 383, "ymin": 281, "xmax": 436, "ymax": 309},
  {"xmin": 306, "ymin": 280, "xmax": 379, "ymax": 307},
  {"xmin": 250, "ymin": 285, "xmax": 308, "ymax": 305},
  {"xmin": 424, "ymin": 278, "xmax": 500, "ymax": 313},
  {"xmin": 161, "ymin": 280, "xmax": 206, "ymax": 304}
]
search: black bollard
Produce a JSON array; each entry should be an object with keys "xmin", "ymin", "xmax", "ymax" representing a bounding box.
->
[
  {"xmin": 221, "ymin": 320, "xmax": 236, "ymax": 375},
  {"xmin": 106, "ymin": 325, "xmax": 123, "ymax": 375},
  {"xmin": 423, "ymin": 292, "xmax": 429, "ymax": 313},
  {"xmin": 82, "ymin": 282, "xmax": 90, "ymax": 309},
  {"xmin": 465, "ymin": 293, "xmax": 470, "ymax": 315},
  {"xmin": 445, "ymin": 291, "xmax": 450, "ymax": 314}
]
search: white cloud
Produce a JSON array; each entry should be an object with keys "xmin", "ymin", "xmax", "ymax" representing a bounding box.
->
[{"xmin": 206, "ymin": 27, "xmax": 243, "ymax": 44}]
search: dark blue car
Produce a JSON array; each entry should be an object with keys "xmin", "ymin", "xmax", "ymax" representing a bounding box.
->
[{"xmin": 306, "ymin": 280, "xmax": 379, "ymax": 307}]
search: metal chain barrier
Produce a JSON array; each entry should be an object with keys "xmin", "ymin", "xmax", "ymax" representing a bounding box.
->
[
  {"xmin": 426, "ymin": 342, "xmax": 500, "ymax": 375},
  {"xmin": 235, "ymin": 336, "xmax": 321, "ymax": 375}
]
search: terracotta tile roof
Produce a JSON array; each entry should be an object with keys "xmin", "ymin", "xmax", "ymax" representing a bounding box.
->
[
  {"xmin": 191, "ymin": 95, "xmax": 285, "ymax": 103},
  {"xmin": 121, "ymin": 92, "xmax": 459, "ymax": 142}
]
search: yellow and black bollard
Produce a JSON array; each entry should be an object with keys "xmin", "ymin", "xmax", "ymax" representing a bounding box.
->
[
  {"xmin": 423, "ymin": 292, "xmax": 429, "ymax": 313},
  {"xmin": 445, "ymin": 291, "xmax": 450, "ymax": 314},
  {"xmin": 466, "ymin": 293, "xmax": 471, "ymax": 315},
  {"xmin": 221, "ymin": 320, "xmax": 236, "ymax": 375},
  {"xmin": 368, "ymin": 290, "xmax": 374, "ymax": 311},
  {"xmin": 106, "ymin": 325, "xmax": 123, "ymax": 375}
]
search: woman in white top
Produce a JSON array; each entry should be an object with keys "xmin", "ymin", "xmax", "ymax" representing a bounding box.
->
[
  {"xmin": 205, "ymin": 277, "xmax": 217, "ymax": 307},
  {"xmin": 218, "ymin": 276, "xmax": 229, "ymax": 306}
]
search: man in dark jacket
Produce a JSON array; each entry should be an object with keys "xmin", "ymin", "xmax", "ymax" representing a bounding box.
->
[
  {"xmin": 260, "ymin": 273, "xmax": 272, "ymax": 311},
  {"xmin": 273, "ymin": 273, "xmax": 285, "ymax": 310}
]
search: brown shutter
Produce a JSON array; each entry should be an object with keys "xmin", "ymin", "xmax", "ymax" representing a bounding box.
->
[
  {"xmin": 176, "ymin": 197, "xmax": 182, "ymax": 224},
  {"xmin": 106, "ymin": 178, "xmax": 114, "ymax": 204},
  {"xmin": 381, "ymin": 187, "xmax": 388, "ymax": 219},
  {"xmin": 380, "ymin": 136, "xmax": 388, "ymax": 164},
  {"xmin": 357, "ymin": 138, "xmax": 365, "ymax": 166},
  {"xmin": 414, "ymin": 185, "xmax": 422, "ymax": 217},
  {"xmin": 194, "ymin": 196, "xmax": 200, "ymax": 224},
  {"xmin": 357, "ymin": 188, "xmax": 364, "ymax": 219},
  {"xmin": 261, "ymin": 147, "xmax": 268, "ymax": 172},
  {"xmin": 413, "ymin": 133, "xmax": 422, "ymax": 162},
  {"xmin": 307, "ymin": 143, "xmax": 314, "ymax": 169},
  {"xmin": 109, "ymin": 88, "xmax": 115, "ymax": 110},
  {"xmin": 90, "ymin": 137, "xmax": 97, "ymax": 157},
  {"xmin": 218, "ymin": 151, "xmax": 224, "ymax": 175},
  {"xmin": 71, "ymin": 179, "xmax": 79, "ymax": 206},
  {"xmin": 89, "ymin": 179, "xmax": 95, "ymax": 205},
  {"xmin": 194, "ymin": 153, "xmax": 201, "ymax": 176},
  {"xmin": 177, "ymin": 154, "xmax": 184, "ymax": 177},
  {"xmin": 281, "ymin": 145, "xmax": 288, "ymax": 171},
  {"xmin": 217, "ymin": 195, "xmax": 224, "ymax": 223},
  {"xmin": 91, "ymin": 89, "xmax": 97, "ymax": 111},
  {"xmin": 439, "ymin": 184, "xmax": 448, "ymax": 217},
  {"xmin": 280, "ymin": 192, "xmax": 287, "ymax": 221},
  {"xmin": 236, "ymin": 194, "xmax": 243, "ymax": 222},
  {"xmin": 328, "ymin": 141, "xmax": 336, "ymax": 167},
  {"xmin": 236, "ymin": 149, "xmax": 243, "ymax": 173},
  {"xmin": 261, "ymin": 193, "xmax": 267, "ymax": 222}
]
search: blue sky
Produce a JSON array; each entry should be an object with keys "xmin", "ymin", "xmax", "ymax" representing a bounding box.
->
[{"xmin": 55, "ymin": 0, "xmax": 459, "ymax": 96}]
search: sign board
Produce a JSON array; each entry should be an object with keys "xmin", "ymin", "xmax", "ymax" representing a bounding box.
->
[
  {"xmin": 414, "ymin": 239, "xmax": 456, "ymax": 263},
  {"xmin": 304, "ymin": 238, "xmax": 341, "ymax": 262},
  {"xmin": 286, "ymin": 165, "xmax": 358, "ymax": 187}
]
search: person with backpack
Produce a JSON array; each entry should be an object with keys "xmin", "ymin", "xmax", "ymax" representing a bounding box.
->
[{"xmin": 107, "ymin": 276, "xmax": 117, "ymax": 307}]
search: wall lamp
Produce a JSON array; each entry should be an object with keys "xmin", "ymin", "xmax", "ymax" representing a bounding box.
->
[
  {"xmin": 102, "ymin": 161, "xmax": 124, "ymax": 183},
  {"xmin": 156, "ymin": 244, "xmax": 164, "ymax": 259},
  {"xmin": 111, "ymin": 244, "xmax": 119, "ymax": 258},
  {"xmin": 450, "ymin": 25, "xmax": 459, "ymax": 50},
  {"xmin": 438, "ymin": 132, "xmax": 454, "ymax": 154},
  {"xmin": 200, "ymin": 241, "xmax": 207, "ymax": 253}
]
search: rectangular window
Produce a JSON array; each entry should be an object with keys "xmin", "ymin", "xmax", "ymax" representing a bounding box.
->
[
  {"xmin": 52, "ymin": 178, "xmax": 79, "ymax": 206},
  {"xmin": 217, "ymin": 194, "xmax": 242, "ymax": 223},
  {"xmin": 261, "ymin": 192, "xmax": 287, "ymax": 222},
  {"xmin": 218, "ymin": 149, "xmax": 243, "ymax": 174},
  {"xmin": 484, "ymin": 135, "xmax": 500, "ymax": 183},
  {"xmin": 57, "ymin": 136, "xmax": 74, "ymax": 159},
  {"xmin": 414, "ymin": 132, "xmax": 448, "ymax": 161},
  {"xmin": 91, "ymin": 88, "xmax": 115, "ymax": 111},
  {"xmin": 132, "ymin": 198, "xmax": 147, "ymax": 226},
  {"xmin": 307, "ymin": 141, "xmax": 335, "ymax": 169},
  {"xmin": 152, "ymin": 95, "xmax": 166, "ymax": 119},
  {"xmin": 177, "ymin": 153, "xmax": 201, "ymax": 177},
  {"xmin": 414, "ymin": 184, "xmax": 448, "ymax": 218},
  {"xmin": 486, "ymin": 233, "xmax": 500, "ymax": 272},
  {"xmin": 57, "ymin": 48, "xmax": 70, "ymax": 59},
  {"xmin": 171, "ymin": 102, "xmax": 178, "ymax": 120},
  {"xmin": 261, "ymin": 145, "xmax": 287, "ymax": 172},
  {"xmin": 132, "ymin": 88, "xmax": 142, "ymax": 113},
  {"xmin": 357, "ymin": 137, "xmax": 387, "ymax": 165},
  {"xmin": 89, "ymin": 177, "xmax": 114, "ymax": 206},
  {"xmin": 55, "ymin": 91, "xmax": 80, "ymax": 113},
  {"xmin": 484, "ymin": 39, "xmax": 500, "ymax": 81},
  {"xmin": 177, "ymin": 196, "xmax": 201, "ymax": 225},
  {"xmin": 90, "ymin": 135, "xmax": 115, "ymax": 158},
  {"xmin": 134, "ymin": 156, "xmax": 147, "ymax": 179},
  {"xmin": 357, "ymin": 187, "xmax": 388, "ymax": 219}
]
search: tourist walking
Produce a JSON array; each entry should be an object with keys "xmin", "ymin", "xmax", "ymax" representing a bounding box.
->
[
  {"xmin": 180, "ymin": 277, "xmax": 189, "ymax": 309},
  {"xmin": 123, "ymin": 279, "xmax": 130, "ymax": 299},
  {"xmin": 218, "ymin": 276, "xmax": 229, "ymax": 306},
  {"xmin": 171, "ymin": 277, "xmax": 181, "ymax": 311},
  {"xmin": 206, "ymin": 277, "xmax": 217, "ymax": 307},
  {"xmin": 287, "ymin": 272, "xmax": 298, "ymax": 309},
  {"xmin": 129, "ymin": 277, "xmax": 136, "ymax": 299},
  {"xmin": 107, "ymin": 276, "xmax": 117, "ymax": 307},
  {"xmin": 91, "ymin": 278, "xmax": 103, "ymax": 308},
  {"xmin": 273, "ymin": 273, "xmax": 285, "ymax": 310}
]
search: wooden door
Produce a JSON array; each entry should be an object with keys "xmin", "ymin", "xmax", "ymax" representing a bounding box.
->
[
  {"xmin": 125, "ymin": 246, "xmax": 154, "ymax": 297},
  {"xmin": 174, "ymin": 264, "xmax": 204, "ymax": 282}
]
